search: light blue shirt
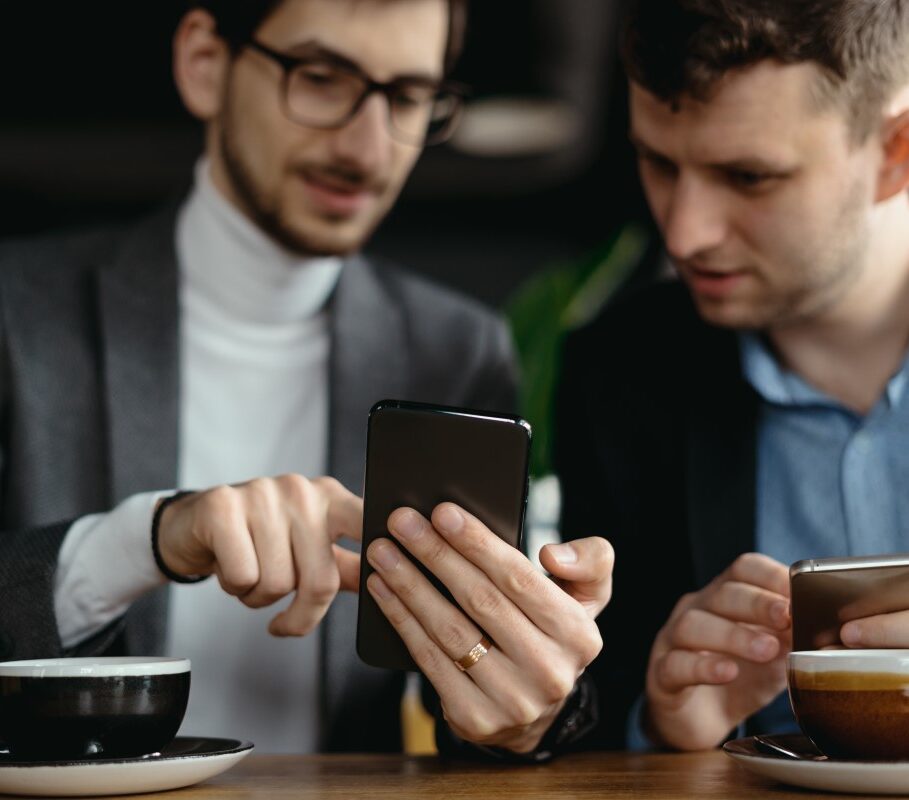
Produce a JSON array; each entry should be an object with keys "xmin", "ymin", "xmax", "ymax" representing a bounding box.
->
[
  {"xmin": 743, "ymin": 332, "xmax": 909, "ymax": 735},
  {"xmin": 627, "ymin": 332, "xmax": 909, "ymax": 748}
]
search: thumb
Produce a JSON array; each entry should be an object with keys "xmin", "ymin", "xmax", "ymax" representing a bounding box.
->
[{"xmin": 539, "ymin": 537, "xmax": 615, "ymax": 618}]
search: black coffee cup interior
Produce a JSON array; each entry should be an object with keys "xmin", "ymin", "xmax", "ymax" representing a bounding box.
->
[{"xmin": 0, "ymin": 671, "xmax": 190, "ymax": 761}]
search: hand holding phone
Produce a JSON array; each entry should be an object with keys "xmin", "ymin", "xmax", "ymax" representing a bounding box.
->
[
  {"xmin": 356, "ymin": 400, "xmax": 532, "ymax": 670},
  {"xmin": 355, "ymin": 400, "xmax": 612, "ymax": 754}
]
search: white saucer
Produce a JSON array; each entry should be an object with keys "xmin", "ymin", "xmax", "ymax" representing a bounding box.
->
[
  {"xmin": 0, "ymin": 736, "xmax": 253, "ymax": 797},
  {"xmin": 724, "ymin": 734, "xmax": 909, "ymax": 795}
]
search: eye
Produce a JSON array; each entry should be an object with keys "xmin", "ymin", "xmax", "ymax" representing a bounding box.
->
[
  {"xmin": 296, "ymin": 63, "xmax": 344, "ymax": 87},
  {"xmin": 392, "ymin": 84, "xmax": 435, "ymax": 110},
  {"xmin": 727, "ymin": 169, "xmax": 776, "ymax": 190},
  {"xmin": 640, "ymin": 152, "xmax": 678, "ymax": 178}
]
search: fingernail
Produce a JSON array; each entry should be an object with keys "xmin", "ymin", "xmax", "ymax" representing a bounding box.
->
[
  {"xmin": 368, "ymin": 540, "xmax": 399, "ymax": 571},
  {"xmin": 550, "ymin": 543, "xmax": 578, "ymax": 564},
  {"xmin": 435, "ymin": 504, "xmax": 464, "ymax": 534},
  {"xmin": 841, "ymin": 622, "xmax": 862, "ymax": 646},
  {"xmin": 368, "ymin": 574, "xmax": 393, "ymax": 600},
  {"xmin": 749, "ymin": 636, "xmax": 776, "ymax": 660},
  {"xmin": 391, "ymin": 509, "xmax": 423, "ymax": 541}
]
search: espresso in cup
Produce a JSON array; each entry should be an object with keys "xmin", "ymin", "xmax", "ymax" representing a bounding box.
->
[
  {"xmin": 788, "ymin": 650, "xmax": 909, "ymax": 760},
  {"xmin": 0, "ymin": 657, "xmax": 190, "ymax": 760}
]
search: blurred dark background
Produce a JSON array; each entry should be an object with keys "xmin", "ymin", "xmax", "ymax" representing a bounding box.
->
[{"xmin": 0, "ymin": 0, "xmax": 647, "ymax": 307}]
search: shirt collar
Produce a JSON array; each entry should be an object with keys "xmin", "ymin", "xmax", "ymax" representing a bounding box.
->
[{"xmin": 738, "ymin": 332, "xmax": 909, "ymax": 411}]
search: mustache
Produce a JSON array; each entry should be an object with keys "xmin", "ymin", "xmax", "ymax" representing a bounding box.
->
[{"xmin": 296, "ymin": 162, "xmax": 388, "ymax": 195}]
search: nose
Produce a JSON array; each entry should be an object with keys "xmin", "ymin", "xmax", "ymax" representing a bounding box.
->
[
  {"xmin": 658, "ymin": 173, "xmax": 728, "ymax": 263},
  {"xmin": 330, "ymin": 92, "xmax": 394, "ymax": 172}
]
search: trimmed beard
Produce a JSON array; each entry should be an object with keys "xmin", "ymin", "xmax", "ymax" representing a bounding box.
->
[{"xmin": 219, "ymin": 122, "xmax": 357, "ymax": 257}]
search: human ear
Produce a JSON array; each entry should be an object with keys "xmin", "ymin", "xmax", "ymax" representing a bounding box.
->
[
  {"xmin": 875, "ymin": 109, "xmax": 909, "ymax": 202},
  {"xmin": 172, "ymin": 9, "xmax": 231, "ymax": 121}
]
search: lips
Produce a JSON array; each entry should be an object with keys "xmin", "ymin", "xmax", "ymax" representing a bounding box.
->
[
  {"xmin": 297, "ymin": 168, "xmax": 378, "ymax": 217},
  {"xmin": 683, "ymin": 264, "xmax": 750, "ymax": 298}
]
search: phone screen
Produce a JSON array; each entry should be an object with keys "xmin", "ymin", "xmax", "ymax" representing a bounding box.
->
[{"xmin": 356, "ymin": 400, "xmax": 531, "ymax": 671}]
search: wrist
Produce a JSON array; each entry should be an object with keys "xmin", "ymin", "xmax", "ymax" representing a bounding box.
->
[
  {"xmin": 488, "ymin": 708, "xmax": 562, "ymax": 756},
  {"xmin": 468, "ymin": 673, "xmax": 600, "ymax": 763},
  {"xmin": 641, "ymin": 697, "xmax": 669, "ymax": 748},
  {"xmin": 643, "ymin": 695, "xmax": 732, "ymax": 751},
  {"xmin": 151, "ymin": 491, "xmax": 207, "ymax": 584}
]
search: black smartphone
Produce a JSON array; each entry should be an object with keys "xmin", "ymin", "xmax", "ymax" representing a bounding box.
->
[
  {"xmin": 356, "ymin": 399, "xmax": 531, "ymax": 671},
  {"xmin": 790, "ymin": 553, "xmax": 909, "ymax": 650}
]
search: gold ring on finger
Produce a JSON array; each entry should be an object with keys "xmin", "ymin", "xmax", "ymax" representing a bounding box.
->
[{"xmin": 455, "ymin": 635, "xmax": 493, "ymax": 671}]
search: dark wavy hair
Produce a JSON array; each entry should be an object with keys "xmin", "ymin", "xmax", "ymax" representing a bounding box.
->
[
  {"xmin": 190, "ymin": 0, "xmax": 468, "ymax": 74},
  {"xmin": 622, "ymin": 0, "xmax": 909, "ymax": 141}
]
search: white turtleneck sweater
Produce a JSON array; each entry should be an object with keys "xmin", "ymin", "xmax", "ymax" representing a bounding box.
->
[{"xmin": 53, "ymin": 160, "xmax": 343, "ymax": 753}]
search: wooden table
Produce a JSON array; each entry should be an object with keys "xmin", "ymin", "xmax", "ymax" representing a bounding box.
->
[{"xmin": 143, "ymin": 750, "xmax": 883, "ymax": 799}]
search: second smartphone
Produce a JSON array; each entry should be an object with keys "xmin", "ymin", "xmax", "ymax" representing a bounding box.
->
[
  {"xmin": 790, "ymin": 553, "xmax": 909, "ymax": 650},
  {"xmin": 356, "ymin": 400, "xmax": 531, "ymax": 671}
]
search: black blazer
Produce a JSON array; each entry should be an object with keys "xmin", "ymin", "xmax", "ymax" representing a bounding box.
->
[{"xmin": 554, "ymin": 280, "xmax": 760, "ymax": 749}]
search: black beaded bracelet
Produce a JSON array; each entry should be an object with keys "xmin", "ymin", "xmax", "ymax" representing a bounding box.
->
[{"xmin": 151, "ymin": 490, "xmax": 208, "ymax": 583}]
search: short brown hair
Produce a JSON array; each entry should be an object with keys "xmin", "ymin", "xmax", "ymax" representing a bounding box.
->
[
  {"xmin": 622, "ymin": 0, "xmax": 909, "ymax": 141},
  {"xmin": 192, "ymin": 0, "xmax": 468, "ymax": 74}
]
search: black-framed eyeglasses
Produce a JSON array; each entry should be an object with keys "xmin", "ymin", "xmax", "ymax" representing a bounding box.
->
[{"xmin": 244, "ymin": 39, "xmax": 467, "ymax": 146}]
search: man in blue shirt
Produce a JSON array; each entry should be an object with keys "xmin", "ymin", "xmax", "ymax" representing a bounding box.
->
[{"xmin": 555, "ymin": 0, "xmax": 909, "ymax": 751}]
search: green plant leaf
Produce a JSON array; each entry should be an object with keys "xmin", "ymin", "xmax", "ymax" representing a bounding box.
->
[{"xmin": 504, "ymin": 224, "xmax": 650, "ymax": 476}]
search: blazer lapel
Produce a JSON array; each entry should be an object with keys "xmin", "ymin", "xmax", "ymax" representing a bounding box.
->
[
  {"xmin": 97, "ymin": 206, "xmax": 182, "ymax": 504},
  {"xmin": 96, "ymin": 205, "xmax": 182, "ymax": 655},
  {"xmin": 322, "ymin": 255, "xmax": 410, "ymax": 747},
  {"xmin": 326, "ymin": 255, "xmax": 410, "ymax": 493},
  {"xmin": 686, "ymin": 334, "xmax": 759, "ymax": 587}
]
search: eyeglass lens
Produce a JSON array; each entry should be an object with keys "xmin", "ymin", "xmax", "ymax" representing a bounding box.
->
[{"xmin": 285, "ymin": 61, "xmax": 456, "ymax": 143}]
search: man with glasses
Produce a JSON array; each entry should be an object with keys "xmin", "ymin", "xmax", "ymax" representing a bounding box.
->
[{"xmin": 0, "ymin": 0, "xmax": 610, "ymax": 758}]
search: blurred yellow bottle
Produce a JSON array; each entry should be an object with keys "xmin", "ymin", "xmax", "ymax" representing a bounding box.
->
[{"xmin": 401, "ymin": 672, "xmax": 437, "ymax": 755}]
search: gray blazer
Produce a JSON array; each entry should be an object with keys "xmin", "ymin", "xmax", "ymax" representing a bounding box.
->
[{"xmin": 0, "ymin": 205, "xmax": 517, "ymax": 752}]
